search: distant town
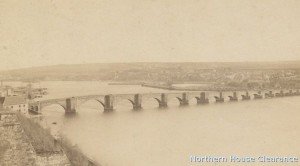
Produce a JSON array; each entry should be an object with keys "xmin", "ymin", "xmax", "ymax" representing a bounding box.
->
[{"xmin": 0, "ymin": 62, "xmax": 300, "ymax": 91}]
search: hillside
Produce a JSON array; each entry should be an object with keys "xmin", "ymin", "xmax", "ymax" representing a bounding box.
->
[{"xmin": 1, "ymin": 61, "xmax": 300, "ymax": 81}]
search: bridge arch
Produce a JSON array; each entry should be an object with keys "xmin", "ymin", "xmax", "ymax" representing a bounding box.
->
[
  {"xmin": 77, "ymin": 98, "xmax": 105, "ymax": 111},
  {"xmin": 39, "ymin": 103, "xmax": 67, "ymax": 113}
]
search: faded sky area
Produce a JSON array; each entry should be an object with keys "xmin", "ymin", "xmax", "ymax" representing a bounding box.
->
[{"xmin": 0, "ymin": 0, "xmax": 299, "ymax": 70}]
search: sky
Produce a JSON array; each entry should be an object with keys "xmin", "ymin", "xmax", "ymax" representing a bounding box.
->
[{"xmin": 0, "ymin": 0, "xmax": 299, "ymax": 70}]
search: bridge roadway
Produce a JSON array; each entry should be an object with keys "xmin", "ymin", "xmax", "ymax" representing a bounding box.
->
[{"xmin": 29, "ymin": 90, "xmax": 300, "ymax": 114}]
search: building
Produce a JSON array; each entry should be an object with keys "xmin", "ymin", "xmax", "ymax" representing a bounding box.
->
[
  {"xmin": 2, "ymin": 96, "xmax": 28, "ymax": 114},
  {"xmin": 0, "ymin": 86, "xmax": 13, "ymax": 97}
]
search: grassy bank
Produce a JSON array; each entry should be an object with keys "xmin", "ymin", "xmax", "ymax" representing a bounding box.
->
[
  {"xmin": 57, "ymin": 137, "xmax": 101, "ymax": 166},
  {"xmin": 16, "ymin": 113, "xmax": 61, "ymax": 155},
  {"xmin": 0, "ymin": 112, "xmax": 36, "ymax": 165},
  {"xmin": 16, "ymin": 113, "xmax": 100, "ymax": 165}
]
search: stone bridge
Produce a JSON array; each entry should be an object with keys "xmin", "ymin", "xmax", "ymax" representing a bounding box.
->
[
  {"xmin": 29, "ymin": 90, "xmax": 300, "ymax": 114},
  {"xmin": 29, "ymin": 92, "xmax": 202, "ymax": 113}
]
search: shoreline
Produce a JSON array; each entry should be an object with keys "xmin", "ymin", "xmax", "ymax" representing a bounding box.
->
[
  {"xmin": 0, "ymin": 111, "xmax": 100, "ymax": 166},
  {"xmin": 141, "ymin": 83, "xmax": 264, "ymax": 92},
  {"xmin": 0, "ymin": 111, "xmax": 71, "ymax": 165}
]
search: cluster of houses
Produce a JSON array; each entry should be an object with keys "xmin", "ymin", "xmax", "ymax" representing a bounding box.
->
[
  {"xmin": 0, "ymin": 82, "xmax": 46, "ymax": 115},
  {"xmin": 0, "ymin": 85, "xmax": 28, "ymax": 114},
  {"xmin": 0, "ymin": 95, "xmax": 28, "ymax": 114}
]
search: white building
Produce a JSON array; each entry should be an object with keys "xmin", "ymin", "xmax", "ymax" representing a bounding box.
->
[{"xmin": 2, "ymin": 96, "xmax": 28, "ymax": 114}]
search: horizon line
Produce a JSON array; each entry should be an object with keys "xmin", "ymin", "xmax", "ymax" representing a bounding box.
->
[{"xmin": 1, "ymin": 60, "xmax": 300, "ymax": 72}]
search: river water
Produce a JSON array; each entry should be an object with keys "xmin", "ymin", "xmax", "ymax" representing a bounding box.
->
[{"xmin": 8, "ymin": 81, "xmax": 300, "ymax": 166}]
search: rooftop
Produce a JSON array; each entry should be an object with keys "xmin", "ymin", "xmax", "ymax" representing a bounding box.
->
[{"xmin": 3, "ymin": 96, "xmax": 27, "ymax": 106}]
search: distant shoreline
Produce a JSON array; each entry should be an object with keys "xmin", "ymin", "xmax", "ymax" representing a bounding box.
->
[
  {"xmin": 106, "ymin": 82, "xmax": 296, "ymax": 92},
  {"xmin": 108, "ymin": 82, "xmax": 144, "ymax": 85}
]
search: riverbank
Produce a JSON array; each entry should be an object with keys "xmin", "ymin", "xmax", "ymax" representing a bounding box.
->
[
  {"xmin": 108, "ymin": 81, "xmax": 144, "ymax": 85},
  {"xmin": 0, "ymin": 111, "xmax": 99, "ymax": 165},
  {"xmin": 0, "ymin": 111, "xmax": 71, "ymax": 165},
  {"xmin": 0, "ymin": 111, "xmax": 36, "ymax": 165},
  {"xmin": 141, "ymin": 83, "xmax": 175, "ymax": 90}
]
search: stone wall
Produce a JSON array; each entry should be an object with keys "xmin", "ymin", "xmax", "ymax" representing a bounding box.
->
[
  {"xmin": 0, "ymin": 112, "xmax": 36, "ymax": 165},
  {"xmin": 0, "ymin": 112, "xmax": 71, "ymax": 166}
]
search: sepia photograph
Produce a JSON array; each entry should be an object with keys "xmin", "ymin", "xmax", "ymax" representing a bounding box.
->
[{"xmin": 0, "ymin": 0, "xmax": 299, "ymax": 165}]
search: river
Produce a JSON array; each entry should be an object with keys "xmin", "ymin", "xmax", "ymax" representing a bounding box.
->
[{"xmin": 8, "ymin": 81, "xmax": 300, "ymax": 166}]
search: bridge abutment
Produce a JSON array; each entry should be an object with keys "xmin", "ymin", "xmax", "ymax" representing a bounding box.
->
[{"xmin": 28, "ymin": 103, "xmax": 40, "ymax": 114}]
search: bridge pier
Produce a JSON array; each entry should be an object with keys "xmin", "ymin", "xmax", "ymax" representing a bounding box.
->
[
  {"xmin": 290, "ymin": 90, "xmax": 294, "ymax": 96},
  {"xmin": 154, "ymin": 93, "xmax": 168, "ymax": 108},
  {"xmin": 265, "ymin": 91, "xmax": 274, "ymax": 98},
  {"xmin": 65, "ymin": 98, "xmax": 77, "ymax": 114},
  {"xmin": 241, "ymin": 91, "xmax": 250, "ymax": 100},
  {"xmin": 285, "ymin": 90, "xmax": 294, "ymax": 96},
  {"xmin": 254, "ymin": 91, "xmax": 263, "ymax": 99},
  {"xmin": 295, "ymin": 89, "xmax": 300, "ymax": 96},
  {"xmin": 100, "ymin": 95, "xmax": 114, "ymax": 112},
  {"xmin": 229, "ymin": 92, "xmax": 238, "ymax": 101},
  {"xmin": 176, "ymin": 92, "xmax": 189, "ymax": 106},
  {"xmin": 275, "ymin": 90, "xmax": 284, "ymax": 97},
  {"xmin": 195, "ymin": 92, "xmax": 209, "ymax": 104},
  {"xmin": 129, "ymin": 94, "xmax": 142, "ymax": 110},
  {"xmin": 214, "ymin": 92, "xmax": 224, "ymax": 103}
]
